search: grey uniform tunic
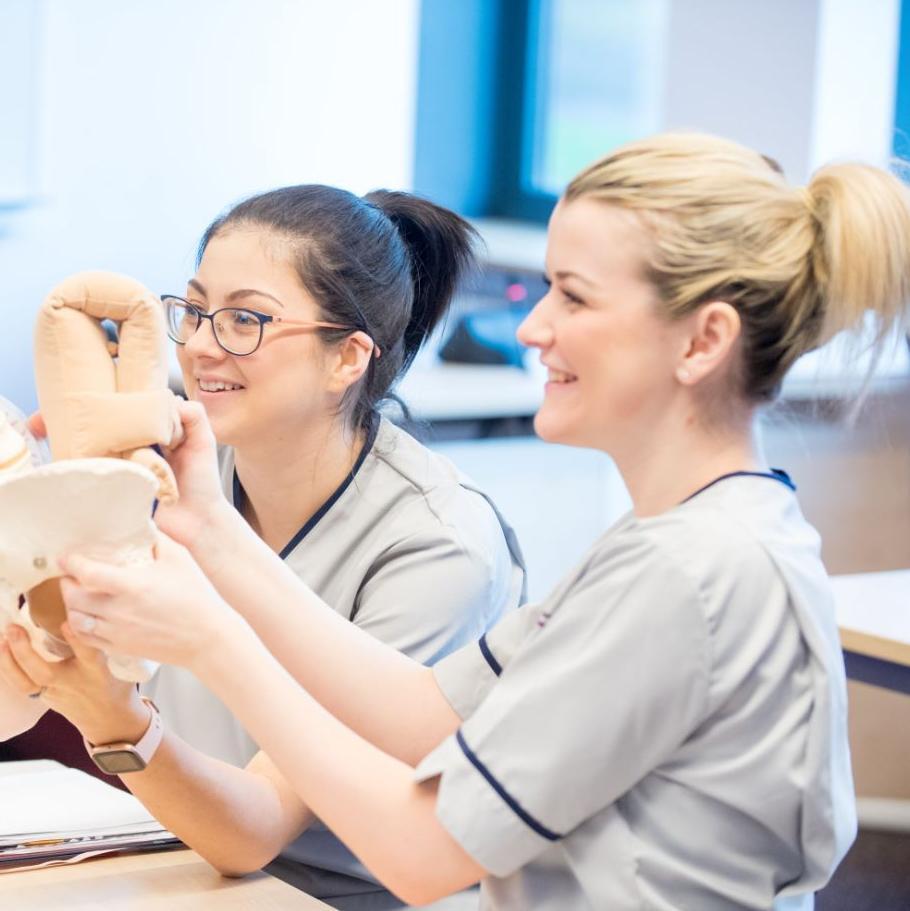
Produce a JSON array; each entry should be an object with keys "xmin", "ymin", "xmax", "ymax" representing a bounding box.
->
[
  {"xmin": 144, "ymin": 417, "xmax": 526, "ymax": 910},
  {"xmin": 415, "ymin": 473, "xmax": 856, "ymax": 911}
]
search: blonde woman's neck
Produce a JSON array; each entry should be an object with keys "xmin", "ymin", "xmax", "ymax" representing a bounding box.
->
[{"xmin": 615, "ymin": 411, "xmax": 764, "ymax": 519}]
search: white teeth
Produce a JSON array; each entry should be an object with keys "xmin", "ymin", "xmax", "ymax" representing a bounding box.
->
[
  {"xmin": 547, "ymin": 368, "xmax": 576, "ymax": 384},
  {"xmin": 198, "ymin": 379, "xmax": 244, "ymax": 393}
]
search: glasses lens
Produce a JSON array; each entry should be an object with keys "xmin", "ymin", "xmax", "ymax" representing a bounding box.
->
[
  {"xmin": 164, "ymin": 297, "xmax": 199, "ymax": 344},
  {"xmin": 214, "ymin": 308, "xmax": 263, "ymax": 355}
]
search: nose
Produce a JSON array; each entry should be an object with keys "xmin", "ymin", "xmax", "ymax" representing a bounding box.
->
[
  {"xmin": 516, "ymin": 294, "xmax": 554, "ymax": 351},
  {"xmin": 182, "ymin": 313, "xmax": 224, "ymax": 360}
]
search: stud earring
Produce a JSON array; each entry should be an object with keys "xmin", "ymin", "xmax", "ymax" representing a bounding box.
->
[{"xmin": 678, "ymin": 367, "xmax": 691, "ymax": 382}]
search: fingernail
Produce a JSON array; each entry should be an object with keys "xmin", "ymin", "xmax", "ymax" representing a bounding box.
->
[{"xmin": 74, "ymin": 613, "xmax": 97, "ymax": 634}]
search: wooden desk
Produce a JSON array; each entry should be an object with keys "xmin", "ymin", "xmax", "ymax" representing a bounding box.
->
[
  {"xmin": 833, "ymin": 570, "xmax": 910, "ymax": 695},
  {"xmin": 0, "ymin": 760, "xmax": 330, "ymax": 910},
  {"xmin": 0, "ymin": 847, "xmax": 330, "ymax": 909}
]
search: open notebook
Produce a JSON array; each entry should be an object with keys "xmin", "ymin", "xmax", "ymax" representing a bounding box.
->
[{"xmin": 0, "ymin": 761, "xmax": 180, "ymax": 870}]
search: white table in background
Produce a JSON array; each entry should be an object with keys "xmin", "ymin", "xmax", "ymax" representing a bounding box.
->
[{"xmin": 832, "ymin": 570, "xmax": 910, "ymax": 695}]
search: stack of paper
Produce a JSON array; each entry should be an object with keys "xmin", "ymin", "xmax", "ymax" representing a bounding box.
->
[{"xmin": 0, "ymin": 763, "xmax": 180, "ymax": 870}]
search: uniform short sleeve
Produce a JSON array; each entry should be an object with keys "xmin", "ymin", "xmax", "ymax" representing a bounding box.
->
[
  {"xmin": 430, "ymin": 603, "xmax": 543, "ymax": 719},
  {"xmin": 414, "ymin": 531, "xmax": 711, "ymax": 877}
]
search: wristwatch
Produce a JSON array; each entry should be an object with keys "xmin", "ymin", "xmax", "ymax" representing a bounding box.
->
[{"xmin": 85, "ymin": 698, "xmax": 164, "ymax": 775}]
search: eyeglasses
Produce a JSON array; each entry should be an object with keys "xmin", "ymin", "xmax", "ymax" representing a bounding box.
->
[{"xmin": 161, "ymin": 295, "xmax": 354, "ymax": 357}]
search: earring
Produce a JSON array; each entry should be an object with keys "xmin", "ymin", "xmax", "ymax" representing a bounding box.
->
[{"xmin": 677, "ymin": 367, "xmax": 691, "ymax": 382}]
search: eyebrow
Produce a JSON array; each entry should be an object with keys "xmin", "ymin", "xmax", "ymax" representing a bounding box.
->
[
  {"xmin": 186, "ymin": 278, "xmax": 285, "ymax": 308},
  {"xmin": 553, "ymin": 269, "xmax": 597, "ymax": 288}
]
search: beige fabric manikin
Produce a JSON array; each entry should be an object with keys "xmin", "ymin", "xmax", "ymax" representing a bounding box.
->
[{"xmin": 0, "ymin": 272, "xmax": 183, "ymax": 690}]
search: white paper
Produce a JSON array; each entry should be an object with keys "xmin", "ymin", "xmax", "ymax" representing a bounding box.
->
[{"xmin": 0, "ymin": 767, "xmax": 165, "ymax": 841}]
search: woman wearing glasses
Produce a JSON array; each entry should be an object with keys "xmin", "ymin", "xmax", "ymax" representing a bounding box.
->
[
  {"xmin": 2, "ymin": 186, "xmax": 525, "ymax": 910},
  {"xmin": 7, "ymin": 131, "xmax": 905, "ymax": 908}
]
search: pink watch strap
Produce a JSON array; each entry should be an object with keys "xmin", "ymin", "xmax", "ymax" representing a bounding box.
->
[{"xmin": 85, "ymin": 697, "xmax": 163, "ymax": 768}]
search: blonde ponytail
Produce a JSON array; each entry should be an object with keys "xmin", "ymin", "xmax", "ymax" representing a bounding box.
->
[
  {"xmin": 566, "ymin": 132, "xmax": 910, "ymax": 402},
  {"xmin": 805, "ymin": 163, "xmax": 910, "ymax": 349}
]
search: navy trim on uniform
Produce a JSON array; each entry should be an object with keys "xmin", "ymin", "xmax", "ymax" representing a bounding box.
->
[
  {"xmin": 478, "ymin": 634, "xmax": 503, "ymax": 677},
  {"xmin": 455, "ymin": 730, "xmax": 561, "ymax": 842},
  {"xmin": 232, "ymin": 415, "xmax": 380, "ymax": 560},
  {"xmin": 682, "ymin": 468, "xmax": 796, "ymax": 504}
]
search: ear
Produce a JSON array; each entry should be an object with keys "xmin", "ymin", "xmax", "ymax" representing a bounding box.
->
[
  {"xmin": 325, "ymin": 331, "xmax": 376, "ymax": 394},
  {"xmin": 675, "ymin": 301, "xmax": 741, "ymax": 386}
]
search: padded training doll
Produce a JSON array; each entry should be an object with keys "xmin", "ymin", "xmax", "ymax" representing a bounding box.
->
[
  {"xmin": 0, "ymin": 272, "xmax": 182, "ymax": 687},
  {"xmin": 34, "ymin": 270, "xmax": 182, "ymax": 496}
]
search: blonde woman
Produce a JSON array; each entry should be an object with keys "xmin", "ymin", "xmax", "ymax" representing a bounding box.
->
[{"xmin": 6, "ymin": 132, "xmax": 910, "ymax": 909}]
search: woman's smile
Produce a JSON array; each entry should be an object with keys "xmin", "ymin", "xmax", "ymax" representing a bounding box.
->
[
  {"xmin": 195, "ymin": 377, "xmax": 246, "ymax": 394},
  {"xmin": 544, "ymin": 364, "xmax": 578, "ymax": 388}
]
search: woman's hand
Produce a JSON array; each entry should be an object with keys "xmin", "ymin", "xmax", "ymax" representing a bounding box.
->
[
  {"xmin": 26, "ymin": 412, "xmax": 46, "ymax": 438},
  {"xmin": 59, "ymin": 531, "xmax": 242, "ymax": 670},
  {"xmin": 0, "ymin": 623, "xmax": 149, "ymax": 745},
  {"xmin": 0, "ymin": 638, "xmax": 47, "ymax": 740},
  {"xmin": 153, "ymin": 399, "xmax": 235, "ymax": 549}
]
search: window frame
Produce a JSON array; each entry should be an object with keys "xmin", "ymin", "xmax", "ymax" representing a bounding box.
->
[
  {"xmin": 416, "ymin": 0, "xmax": 910, "ymax": 224},
  {"xmin": 414, "ymin": 0, "xmax": 556, "ymax": 223}
]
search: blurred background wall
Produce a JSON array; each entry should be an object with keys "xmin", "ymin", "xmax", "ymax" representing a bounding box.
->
[{"xmin": 0, "ymin": 0, "xmax": 418, "ymax": 410}]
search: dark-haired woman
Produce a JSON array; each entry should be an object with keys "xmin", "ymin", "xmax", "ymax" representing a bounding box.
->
[{"xmin": 4, "ymin": 186, "xmax": 525, "ymax": 911}]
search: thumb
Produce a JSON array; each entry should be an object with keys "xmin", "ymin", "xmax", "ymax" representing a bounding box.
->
[
  {"xmin": 177, "ymin": 399, "xmax": 216, "ymax": 450},
  {"xmin": 153, "ymin": 529, "xmax": 189, "ymax": 562},
  {"xmin": 27, "ymin": 411, "xmax": 47, "ymax": 439},
  {"xmin": 59, "ymin": 621, "xmax": 107, "ymax": 666},
  {"xmin": 166, "ymin": 392, "xmax": 186, "ymax": 448}
]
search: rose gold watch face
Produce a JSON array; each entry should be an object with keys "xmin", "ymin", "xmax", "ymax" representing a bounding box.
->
[{"xmin": 93, "ymin": 748, "xmax": 147, "ymax": 775}]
